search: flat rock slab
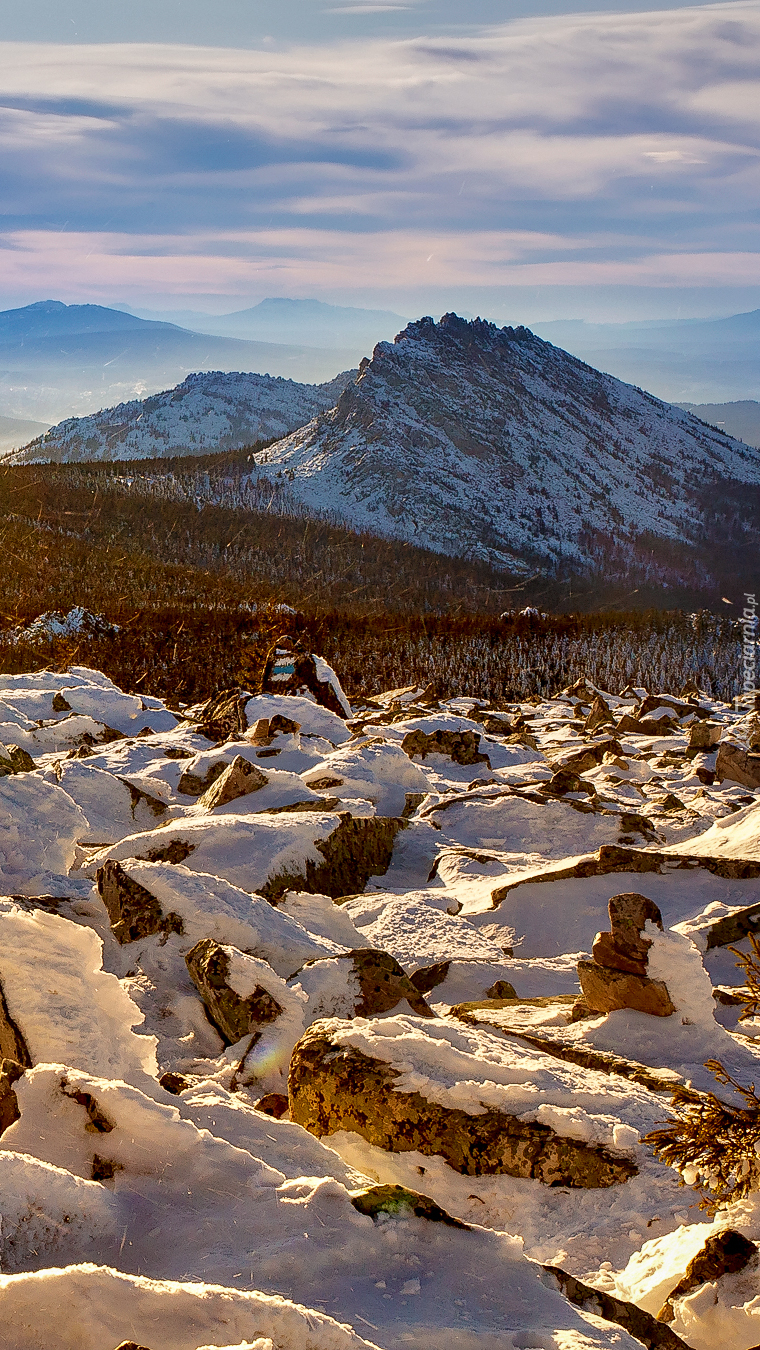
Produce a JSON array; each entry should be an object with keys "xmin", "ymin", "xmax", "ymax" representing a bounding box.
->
[{"xmin": 289, "ymin": 1020, "xmax": 638, "ymax": 1187}]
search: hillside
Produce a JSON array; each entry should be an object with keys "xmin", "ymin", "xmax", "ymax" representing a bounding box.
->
[
  {"xmin": 252, "ymin": 313, "xmax": 760, "ymax": 577},
  {"xmin": 8, "ymin": 369, "xmax": 356, "ymax": 464},
  {"xmin": 0, "ymin": 301, "xmax": 358, "ymax": 422}
]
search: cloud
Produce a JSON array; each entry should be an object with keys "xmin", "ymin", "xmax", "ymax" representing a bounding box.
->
[{"xmin": 0, "ymin": 6, "xmax": 757, "ymax": 303}]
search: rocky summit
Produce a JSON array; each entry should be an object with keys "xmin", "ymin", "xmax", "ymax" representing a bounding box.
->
[
  {"xmin": 253, "ymin": 313, "xmax": 760, "ymax": 574},
  {"xmin": 3, "ymin": 654, "xmax": 760, "ymax": 1347}
]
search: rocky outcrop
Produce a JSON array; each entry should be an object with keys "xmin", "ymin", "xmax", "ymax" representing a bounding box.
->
[
  {"xmin": 578, "ymin": 893, "xmax": 676, "ymax": 1017},
  {"xmin": 185, "ymin": 938, "xmax": 283, "ymax": 1045},
  {"xmin": 400, "ymin": 729, "xmax": 490, "ymax": 767},
  {"xmin": 715, "ymin": 740, "xmax": 760, "ymax": 788},
  {"xmin": 288, "ymin": 1020, "xmax": 638, "ymax": 1187},
  {"xmin": 259, "ymin": 635, "xmax": 348, "ymax": 718},
  {"xmin": 687, "ymin": 721, "xmax": 722, "ymax": 754},
  {"xmin": 656, "ymin": 1229, "xmax": 757, "ymax": 1323},
  {"xmin": 262, "ymin": 812, "xmax": 405, "ymax": 900},
  {"xmin": 545, "ymin": 1266, "xmax": 692, "ymax": 1350},
  {"xmin": 198, "ymin": 755, "xmax": 268, "ymax": 810},
  {"xmin": 96, "ymin": 860, "xmax": 184, "ymax": 943},
  {"xmin": 551, "ymin": 737, "xmax": 623, "ymax": 773}
]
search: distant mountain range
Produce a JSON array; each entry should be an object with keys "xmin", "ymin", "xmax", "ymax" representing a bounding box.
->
[
  {"xmin": 248, "ymin": 313, "xmax": 760, "ymax": 577},
  {"xmin": 0, "ymin": 300, "xmax": 362, "ymax": 422},
  {"xmin": 675, "ymin": 400, "xmax": 760, "ymax": 450},
  {"xmin": 531, "ymin": 310, "xmax": 760, "ymax": 404},
  {"xmin": 6, "ymin": 368, "xmax": 355, "ymax": 464},
  {"xmin": 119, "ymin": 297, "xmax": 408, "ymax": 351}
]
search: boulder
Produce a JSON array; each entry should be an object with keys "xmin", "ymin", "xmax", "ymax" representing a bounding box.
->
[
  {"xmin": 0, "ymin": 1058, "xmax": 25, "ymax": 1134},
  {"xmin": 198, "ymin": 755, "xmax": 269, "ymax": 810},
  {"xmin": 552, "ymin": 737, "xmax": 623, "ymax": 773},
  {"xmin": 196, "ymin": 687, "xmax": 251, "ymax": 741},
  {"xmin": 293, "ymin": 949, "xmax": 434, "ymax": 1021},
  {"xmin": 400, "ymin": 728, "xmax": 490, "ymax": 767},
  {"xmin": 289, "ymin": 1020, "xmax": 638, "ymax": 1187},
  {"xmin": 715, "ymin": 740, "xmax": 760, "ymax": 788},
  {"xmin": 541, "ymin": 768, "xmax": 595, "ymax": 798},
  {"xmin": 262, "ymin": 812, "xmax": 405, "ymax": 901},
  {"xmin": 185, "ymin": 938, "xmax": 284, "ymax": 1045},
  {"xmin": 578, "ymin": 961, "xmax": 676, "ymax": 1017},
  {"xmin": 2, "ymin": 746, "xmax": 35, "ymax": 774},
  {"xmin": 585, "ymin": 694, "xmax": 615, "ymax": 733},
  {"xmin": 96, "ymin": 860, "xmax": 184, "ymax": 943},
  {"xmin": 546, "ymin": 1266, "xmax": 692, "ymax": 1350},
  {"xmin": 638, "ymin": 693, "xmax": 709, "ymax": 720},
  {"xmin": 578, "ymin": 892, "xmax": 675, "ymax": 1016},
  {"xmin": 259, "ymin": 635, "xmax": 349, "ymax": 718},
  {"xmin": 657, "ymin": 1229, "xmax": 757, "ymax": 1323},
  {"xmin": 177, "ymin": 760, "xmax": 230, "ymax": 797},
  {"xmin": 687, "ymin": 721, "xmax": 722, "ymax": 753}
]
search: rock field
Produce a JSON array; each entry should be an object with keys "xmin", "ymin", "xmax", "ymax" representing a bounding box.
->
[{"xmin": 1, "ymin": 649, "xmax": 760, "ymax": 1348}]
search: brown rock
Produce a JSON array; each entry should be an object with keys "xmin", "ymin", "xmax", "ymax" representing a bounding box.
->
[
  {"xmin": 261, "ymin": 812, "xmax": 405, "ymax": 901},
  {"xmin": 178, "ymin": 759, "xmax": 230, "ymax": 797},
  {"xmin": 585, "ymin": 694, "xmax": 615, "ymax": 733},
  {"xmin": 158, "ymin": 1071, "xmax": 191, "ymax": 1095},
  {"xmin": 0, "ymin": 980, "xmax": 32, "ymax": 1068},
  {"xmin": 716, "ymin": 740, "xmax": 760, "ymax": 788},
  {"xmin": 546, "ymin": 1265, "xmax": 692, "ymax": 1350},
  {"xmin": 541, "ymin": 768, "xmax": 595, "ymax": 798},
  {"xmin": 340, "ymin": 949, "xmax": 433, "ymax": 1017},
  {"xmin": 185, "ymin": 938, "xmax": 283, "ymax": 1045},
  {"xmin": 197, "ymin": 754, "xmax": 268, "ymax": 810},
  {"xmin": 255, "ymin": 1092, "xmax": 289, "ymax": 1118},
  {"xmin": 552, "ymin": 737, "xmax": 623, "ymax": 773},
  {"xmin": 5, "ymin": 745, "xmax": 35, "ymax": 773},
  {"xmin": 401, "ymin": 728, "xmax": 490, "ymax": 767},
  {"xmin": 350, "ymin": 1182, "xmax": 469, "ymax": 1228},
  {"xmin": 657, "ymin": 1229, "xmax": 757, "ymax": 1323},
  {"xmin": 259, "ymin": 635, "xmax": 348, "ymax": 718},
  {"xmin": 96, "ymin": 860, "xmax": 185, "ymax": 944},
  {"xmin": 609, "ymin": 891, "xmax": 664, "ymax": 954},
  {"xmin": 0, "ymin": 1058, "xmax": 25, "ymax": 1135},
  {"xmin": 688, "ymin": 721, "xmax": 723, "ymax": 753},
  {"xmin": 591, "ymin": 930, "xmax": 648, "ymax": 976},
  {"xmin": 289, "ymin": 1021, "xmax": 638, "ymax": 1187},
  {"xmin": 578, "ymin": 961, "xmax": 676, "ymax": 1017},
  {"xmin": 196, "ymin": 687, "xmax": 250, "ymax": 741}
]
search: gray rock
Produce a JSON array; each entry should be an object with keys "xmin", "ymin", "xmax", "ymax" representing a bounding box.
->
[
  {"xmin": 716, "ymin": 740, "xmax": 760, "ymax": 788},
  {"xmin": 578, "ymin": 960, "xmax": 676, "ymax": 1017}
]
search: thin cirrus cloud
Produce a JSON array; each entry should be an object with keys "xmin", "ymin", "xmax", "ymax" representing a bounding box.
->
[{"xmin": 0, "ymin": 2, "xmax": 757, "ymax": 311}]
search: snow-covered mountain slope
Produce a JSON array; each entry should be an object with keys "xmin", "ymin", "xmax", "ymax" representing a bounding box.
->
[
  {"xmin": 251, "ymin": 313, "xmax": 760, "ymax": 571},
  {"xmin": 9, "ymin": 368, "xmax": 356, "ymax": 464}
]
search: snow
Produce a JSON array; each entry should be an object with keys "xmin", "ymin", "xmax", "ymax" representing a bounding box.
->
[
  {"xmin": 6, "ymin": 661, "xmax": 760, "ymax": 1346},
  {"xmin": 250, "ymin": 314, "xmax": 760, "ymax": 571},
  {"xmin": 10, "ymin": 369, "xmax": 349, "ymax": 464},
  {"xmin": 0, "ymin": 903, "xmax": 157, "ymax": 1083}
]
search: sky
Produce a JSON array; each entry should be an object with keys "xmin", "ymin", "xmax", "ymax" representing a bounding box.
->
[{"xmin": 0, "ymin": 0, "xmax": 758, "ymax": 322}]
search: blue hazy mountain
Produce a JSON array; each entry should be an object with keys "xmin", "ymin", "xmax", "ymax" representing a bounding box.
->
[
  {"xmin": 121, "ymin": 297, "xmax": 409, "ymax": 351},
  {"xmin": 0, "ymin": 300, "xmax": 360, "ymax": 421},
  {"xmin": 532, "ymin": 310, "xmax": 760, "ymax": 403}
]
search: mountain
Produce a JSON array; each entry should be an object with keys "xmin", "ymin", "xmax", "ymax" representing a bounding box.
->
[
  {"xmin": 0, "ymin": 414, "xmax": 50, "ymax": 455},
  {"xmin": 0, "ymin": 301, "xmax": 358, "ymax": 423},
  {"xmin": 531, "ymin": 310, "xmax": 760, "ymax": 403},
  {"xmin": 122, "ymin": 297, "xmax": 409, "ymax": 350},
  {"xmin": 676, "ymin": 400, "xmax": 760, "ymax": 450},
  {"xmin": 6, "ymin": 368, "xmax": 356, "ymax": 464},
  {"xmin": 250, "ymin": 313, "xmax": 760, "ymax": 577}
]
